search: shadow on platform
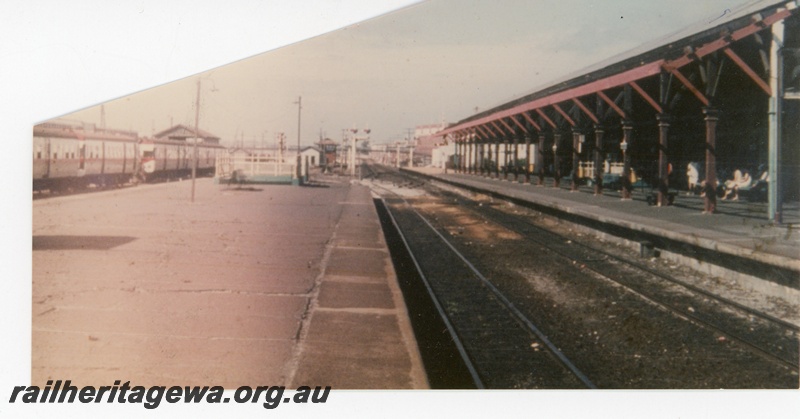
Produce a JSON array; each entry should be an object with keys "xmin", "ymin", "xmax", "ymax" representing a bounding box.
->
[{"xmin": 33, "ymin": 235, "xmax": 137, "ymax": 251}]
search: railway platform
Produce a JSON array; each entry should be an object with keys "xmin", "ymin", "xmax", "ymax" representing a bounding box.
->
[
  {"xmin": 404, "ymin": 167, "xmax": 800, "ymax": 292},
  {"xmin": 31, "ymin": 174, "xmax": 427, "ymax": 389}
]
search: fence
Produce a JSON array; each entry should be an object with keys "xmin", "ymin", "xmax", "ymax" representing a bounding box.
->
[{"xmin": 214, "ymin": 152, "xmax": 305, "ymax": 185}]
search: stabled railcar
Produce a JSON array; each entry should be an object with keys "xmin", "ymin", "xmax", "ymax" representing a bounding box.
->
[{"xmin": 33, "ymin": 121, "xmax": 224, "ymax": 192}]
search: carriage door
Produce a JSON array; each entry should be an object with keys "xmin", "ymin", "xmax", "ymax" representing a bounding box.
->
[
  {"xmin": 45, "ymin": 138, "xmax": 52, "ymax": 178},
  {"xmin": 78, "ymin": 138, "xmax": 86, "ymax": 176}
]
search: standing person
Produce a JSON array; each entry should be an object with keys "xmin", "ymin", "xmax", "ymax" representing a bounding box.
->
[{"xmin": 686, "ymin": 162, "xmax": 700, "ymax": 195}]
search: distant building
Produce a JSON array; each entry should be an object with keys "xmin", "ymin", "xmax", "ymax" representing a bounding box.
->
[
  {"xmin": 225, "ymin": 145, "xmax": 320, "ymax": 167},
  {"xmin": 154, "ymin": 124, "xmax": 221, "ymax": 145},
  {"xmin": 412, "ymin": 122, "xmax": 450, "ymax": 167},
  {"xmin": 431, "ymin": 142, "xmax": 455, "ymax": 169},
  {"xmin": 299, "ymin": 146, "xmax": 320, "ymax": 167},
  {"xmin": 316, "ymin": 138, "xmax": 339, "ymax": 167},
  {"xmin": 414, "ymin": 123, "xmax": 448, "ymax": 139}
]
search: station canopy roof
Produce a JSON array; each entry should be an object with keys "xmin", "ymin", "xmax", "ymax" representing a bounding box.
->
[{"xmin": 438, "ymin": 0, "xmax": 798, "ymax": 138}]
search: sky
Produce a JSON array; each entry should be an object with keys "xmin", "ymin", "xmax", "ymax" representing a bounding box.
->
[
  {"xmin": 9, "ymin": 0, "xmax": 755, "ymax": 148},
  {"xmin": 5, "ymin": 1, "xmax": 798, "ymax": 417}
]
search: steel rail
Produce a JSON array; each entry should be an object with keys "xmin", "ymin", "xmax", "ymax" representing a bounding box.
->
[
  {"xmin": 400, "ymin": 166, "xmax": 798, "ymax": 332},
  {"xmin": 406, "ymin": 203, "xmax": 598, "ymax": 389},
  {"xmin": 454, "ymin": 194, "xmax": 800, "ymax": 370},
  {"xmin": 379, "ymin": 194, "xmax": 486, "ymax": 389},
  {"xmin": 367, "ymin": 165, "xmax": 597, "ymax": 389}
]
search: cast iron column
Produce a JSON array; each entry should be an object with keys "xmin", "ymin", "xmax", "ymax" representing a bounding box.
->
[
  {"xmin": 537, "ymin": 133, "xmax": 546, "ymax": 186},
  {"xmin": 571, "ymin": 130, "xmax": 580, "ymax": 192},
  {"xmin": 462, "ymin": 138, "xmax": 467, "ymax": 174},
  {"xmin": 703, "ymin": 108, "xmax": 719, "ymax": 214},
  {"xmin": 594, "ymin": 125, "xmax": 604, "ymax": 195},
  {"xmin": 525, "ymin": 133, "xmax": 532, "ymax": 184},
  {"xmin": 459, "ymin": 138, "xmax": 465, "ymax": 173},
  {"xmin": 553, "ymin": 133, "xmax": 562, "ymax": 188},
  {"xmin": 656, "ymin": 113, "xmax": 670, "ymax": 206},
  {"xmin": 473, "ymin": 138, "xmax": 479, "ymax": 174},
  {"xmin": 513, "ymin": 134, "xmax": 520, "ymax": 182},
  {"xmin": 477, "ymin": 141, "xmax": 483, "ymax": 176},
  {"xmin": 453, "ymin": 139, "xmax": 459, "ymax": 173},
  {"xmin": 455, "ymin": 139, "xmax": 461, "ymax": 173},
  {"xmin": 467, "ymin": 138, "xmax": 471, "ymax": 174},
  {"xmin": 494, "ymin": 139, "xmax": 501, "ymax": 178},
  {"xmin": 471, "ymin": 137, "xmax": 477, "ymax": 174},
  {"xmin": 502, "ymin": 140, "xmax": 508, "ymax": 180},
  {"xmin": 484, "ymin": 140, "xmax": 492, "ymax": 177}
]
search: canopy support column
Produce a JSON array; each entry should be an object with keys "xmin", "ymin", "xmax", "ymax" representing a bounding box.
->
[
  {"xmin": 494, "ymin": 139, "xmax": 501, "ymax": 178},
  {"xmin": 537, "ymin": 133, "xmax": 546, "ymax": 186},
  {"xmin": 594, "ymin": 125, "xmax": 605, "ymax": 195},
  {"xmin": 513, "ymin": 134, "xmax": 520, "ymax": 182},
  {"xmin": 657, "ymin": 113, "xmax": 671, "ymax": 206},
  {"xmin": 703, "ymin": 107, "xmax": 719, "ymax": 214},
  {"xmin": 571, "ymin": 130, "xmax": 581, "ymax": 192},
  {"xmin": 525, "ymin": 133, "xmax": 532, "ymax": 184},
  {"xmin": 553, "ymin": 133, "xmax": 562, "ymax": 188},
  {"xmin": 467, "ymin": 138, "xmax": 474, "ymax": 174},
  {"xmin": 484, "ymin": 141, "xmax": 489, "ymax": 176}
]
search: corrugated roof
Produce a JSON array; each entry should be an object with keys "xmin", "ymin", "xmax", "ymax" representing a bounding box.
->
[{"xmin": 154, "ymin": 124, "xmax": 220, "ymax": 141}]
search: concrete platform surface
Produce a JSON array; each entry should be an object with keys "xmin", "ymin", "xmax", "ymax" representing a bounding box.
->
[{"xmin": 31, "ymin": 176, "xmax": 427, "ymax": 389}]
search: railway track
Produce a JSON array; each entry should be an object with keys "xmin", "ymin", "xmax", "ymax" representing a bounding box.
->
[
  {"xmin": 424, "ymin": 177, "xmax": 800, "ymax": 371},
  {"xmin": 371, "ymin": 174, "xmax": 593, "ymax": 388},
  {"xmin": 364, "ymin": 162, "xmax": 799, "ymax": 388}
]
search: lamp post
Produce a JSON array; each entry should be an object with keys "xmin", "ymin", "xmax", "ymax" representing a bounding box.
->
[
  {"xmin": 190, "ymin": 77, "xmax": 218, "ymax": 202},
  {"xmin": 295, "ymin": 96, "xmax": 302, "ymax": 180},
  {"xmin": 552, "ymin": 142, "xmax": 560, "ymax": 188},
  {"xmin": 620, "ymin": 138, "xmax": 629, "ymax": 199}
]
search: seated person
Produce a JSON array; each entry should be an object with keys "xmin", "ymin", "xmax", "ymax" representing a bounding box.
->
[{"xmin": 722, "ymin": 169, "xmax": 752, "ymax": 200}]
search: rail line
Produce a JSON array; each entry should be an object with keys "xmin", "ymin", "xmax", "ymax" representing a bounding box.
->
[
  {"xmin": 365, "ymin": 162, "xmax": 799, "ymax": 387},
  {"xmin": 435, "ymin": 182, "xmax": 800, "ymax": 371},
  {"xmin": 367, "ymin": 162, "xmax": 595, "ymax": 388}
]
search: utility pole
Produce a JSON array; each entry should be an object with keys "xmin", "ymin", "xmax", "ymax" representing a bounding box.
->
[
  {"xmin": 295, "ymin": 96, "xmax": 302, "ymax": 179},
  {"xmin": 341, "ymin": 129, "xmax": 347, "ymax": 170},
  {"xmin": 295, "ymin": 96, "xmax": 302, "ymax": 152},
  {"xmin": 350, "ymin": 128, "xmax": 358, "ymax": 177},
  {"xmin": 191, "ymin": 78, "xmax": 201, "ymax": 203},
  {"xmin": 277, "ymin": 132, "xmax": 285, "ymax": 163}
]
